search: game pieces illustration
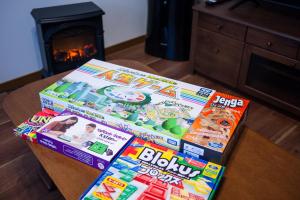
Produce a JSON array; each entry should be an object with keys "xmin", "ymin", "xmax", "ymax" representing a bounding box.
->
[
  {"xmin": 81, "ymin": 138, "xmax": 224, "ymax": 200},
  {"xmin": 40, "ymin": 59, "xmax": 215, "ymax": 150}
]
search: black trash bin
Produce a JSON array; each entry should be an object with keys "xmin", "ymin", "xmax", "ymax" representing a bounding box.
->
[{"xmin": 145, "ymin": 0, "xmax": 194, "ymax": 61}]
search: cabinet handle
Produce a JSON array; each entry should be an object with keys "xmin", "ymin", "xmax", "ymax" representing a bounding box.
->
[
  {"xmin": 266, "ymin": 41, "xmax": 272, "ymax": 47},
  {"xmin": 217, "ymin": 24, "xmax": 223, "ymax": 30}
]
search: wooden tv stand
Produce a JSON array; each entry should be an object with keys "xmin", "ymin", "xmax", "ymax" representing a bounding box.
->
[{"xmin": 190, "ymin": 1, "xmax": 300, "ymax": 116}]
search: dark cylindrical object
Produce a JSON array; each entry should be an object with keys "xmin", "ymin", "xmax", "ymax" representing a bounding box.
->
[{"xmin": 145, "ymin": 0, "xmax": 193, "ymax": 61}]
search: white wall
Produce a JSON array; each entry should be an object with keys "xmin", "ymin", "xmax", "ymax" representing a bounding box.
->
[{"xmin": 0, "ymin": 0, "xmax": 147, "ymax": 83}]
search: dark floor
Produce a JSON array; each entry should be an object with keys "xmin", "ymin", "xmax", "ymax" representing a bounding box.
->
[{"xmin": 0, "ymin": 42, "xmax": 299, "ymax": 200}]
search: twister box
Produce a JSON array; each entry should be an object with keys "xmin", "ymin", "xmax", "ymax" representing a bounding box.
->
[
  {"xmin": 39, "ymin": 59, "xmax": 215, "ymax": 150},
  {"xmin": 14, "ymin": 108, "xmax": 58, "ymax": 143},
  {"xmin": 36, "ymin": 110, "xmax": 134, "ymax": 170},
  {"xmin": 181, "ymin": 92, "xmax": 249, "ymax": 164},
  {"xmin": 81, "ymin": 138, "xmax": 224, "ymax": 200}
]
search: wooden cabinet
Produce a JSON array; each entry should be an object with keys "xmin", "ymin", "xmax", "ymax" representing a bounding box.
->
[
  {"xmin": 194, "ymin": 28, "xmax": 243, "ymax": 87},
  {"xmin": 190, "ymin": 1, "xmax": 300, "ymax": 116}
]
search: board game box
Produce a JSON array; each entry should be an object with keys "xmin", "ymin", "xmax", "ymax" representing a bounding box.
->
[
  {"xmin": 14, "ymin": 108, "xmax": 58, "ymax": 143},
  {"xmin": 81, "ymin": 138, "xmax": 225, "ymax": 200},
  {"xmin": 39, "ymin": 59, "xmax": 215, "ymax": 150},
  {"xmin": 181, "ymin": 92, "xmax": 249, "ymax": 164},
  {"xmin": 36, "ymin": 110, "xmax": 134, "ymax": 170}
]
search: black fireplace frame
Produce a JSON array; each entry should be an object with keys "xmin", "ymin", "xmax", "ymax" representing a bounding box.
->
[{"xmin": 31, "ymin": 2, "xmax": 105, "ymax": 77}]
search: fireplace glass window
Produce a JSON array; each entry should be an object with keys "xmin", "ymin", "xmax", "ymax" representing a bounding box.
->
[
  {"xmin": 31, "ymin": 2, "xmax": 105, "ymax": 76},
  {"xmin": 52, "ymin": 26, "xmax": 97, "ymax": 64},
  {"xmin": 246, "ymin": 54, "xmax": 300, "ymax": 107}
]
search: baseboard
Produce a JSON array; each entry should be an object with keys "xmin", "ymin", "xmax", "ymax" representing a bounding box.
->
[
  {"xmin": 105, "ymin": 35, "xmax": 145, "ymax": 54},
  {"xmin": 0, "ymin": 35, "xmax": 145, "ymax": 93},
  {"xmin": 0, "ymin": 71, "xmax": 42, "ymax": 93}
]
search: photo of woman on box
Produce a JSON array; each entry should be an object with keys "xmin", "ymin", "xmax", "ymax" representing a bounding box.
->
[{"xmin": 43, "ymin": 116, "xmax": 78, "ymax": 137}]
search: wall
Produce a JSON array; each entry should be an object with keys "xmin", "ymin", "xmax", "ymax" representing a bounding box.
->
[{"xmin": 0, "ymin": 0, "xmax": 147, "ymax": 83}]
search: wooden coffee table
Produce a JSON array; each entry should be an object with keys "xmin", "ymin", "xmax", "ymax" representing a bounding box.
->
[{"xmin": 3, "ymin": 60, "xmax": 300, "ymax": 200}]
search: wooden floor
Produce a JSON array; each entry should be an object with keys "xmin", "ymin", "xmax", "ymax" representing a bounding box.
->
[{"xmin": 0, "ymin": 42, "xmax": 299, "ymax": 200}]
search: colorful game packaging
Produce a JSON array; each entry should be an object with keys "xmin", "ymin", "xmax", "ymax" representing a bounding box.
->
[
  {"xmin": 36, "ymin": 110, "xmax": 134, "ymax": 170},
  {"xmin": 14, "ymin": 108, "xmax": 58, "ymax": 143},
  {"xmin": 39, "ymin": 59, "xmax": 215, "ymax": 150},
  {"xmin": 81, "ymin": 138, "xmax": 224, "ymax": 200},
  {"xmin": 181, "ymin": 92, "xmax": 249, "ymax": 164}
]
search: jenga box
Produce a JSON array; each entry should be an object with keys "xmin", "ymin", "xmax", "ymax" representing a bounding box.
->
[
  {"xmin": 39, "ymin": 59, "xmax": 215, "ymax": 151},
  {"xmin": 81, "ymin": 138, "xmax": 225, "ymax": 200},
  {"xmin": 181, "ymin": 92, "xmax": 249, "ymax": 164},
  {"xmin": 36, "ymin": 110, "xmax": 134, "ymax": 170}
]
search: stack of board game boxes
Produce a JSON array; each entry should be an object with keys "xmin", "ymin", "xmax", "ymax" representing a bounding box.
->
[{"xmin": 14, "ymin": 59, "xmax": 249, "ymax": 200}]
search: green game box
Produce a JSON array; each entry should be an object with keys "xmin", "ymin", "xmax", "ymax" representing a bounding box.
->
[{"xmin": 39, "ymin": 59, "xmax": 215, "ymax": 150}]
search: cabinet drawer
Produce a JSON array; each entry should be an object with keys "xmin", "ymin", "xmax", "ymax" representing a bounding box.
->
[
  {"xmin": 197, "ymin": 12, "xmax": 246, "ymax": 41},
  {"xmin": 246, "ymin": 28, "xmax": 299, "ymax": 58},
  {"xmin": 193, "ymin": 28, "xmax": 244, "ymax": 87}
]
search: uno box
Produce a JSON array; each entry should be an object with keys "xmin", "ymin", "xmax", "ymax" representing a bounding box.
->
[
  {"xmin": 39, "ymin": 59, "xmax": 215, "ymax": 151},
  {"xmin": 36, "ymin": 110, "xmax": 134, "ymax": 170},
  {"xmin": 181, "ymin": 92, "xmax": 250, "ymax": 165},
  {"xmin": 81, "ymin": 138, "xmax": 225, "ymax": 200},
  {"xmin": 14, "ymin": 108, "xmax": 58, "ymax": 143}
]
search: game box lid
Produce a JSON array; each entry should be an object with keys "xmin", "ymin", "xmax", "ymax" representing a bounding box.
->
[
  {"xmin": 36, "ymin": 110, "xmax": 134, "ymax": 170},
  {"xmin": 39, "ymin": 59, "xmax": 215, "ymax": 150},
  {"xmin": 182, "ymin": 92, "xmax": 250, "ymax": 154},
  {"xmin": 14, "ymin": 108, "xmax": 58, "ymax": 143},
  {"xmin": 81, "ymin": 138, "xmax": 225, "ymax": 200}
]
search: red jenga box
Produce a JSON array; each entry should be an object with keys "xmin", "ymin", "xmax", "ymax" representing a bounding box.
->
[{"xmin": 181, "ymin": 92, "xmax": 250, "ymax": 164}]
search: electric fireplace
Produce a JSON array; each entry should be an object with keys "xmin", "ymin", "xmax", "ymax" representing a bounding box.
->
[{"xmin": 32, "ymin": 2, "xmax": 105, "ymax": 77}]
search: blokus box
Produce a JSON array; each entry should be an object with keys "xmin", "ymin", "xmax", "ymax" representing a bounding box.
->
[
  {"xmin": 36, "ymin": 110, "xmax": 134, "ymax": 170},
  {"xmin": 39, "ymin": 59, "xmax": 215, "ymax": 150},
  {"xmin": 181, "ymin": 92, "xmax": 250, "ymax": 164},
  {"xmin": 81, "ymin": 138, "xmax": 225, "ymax": 200},
  {"xmin": 14, "ymin": 108, "xmax": 58, "ymax": 143}
]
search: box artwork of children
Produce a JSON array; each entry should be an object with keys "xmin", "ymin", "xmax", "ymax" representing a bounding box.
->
[{"xmin": 36, "ymin": 110, "xmax": 134, "ymax": 170}]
